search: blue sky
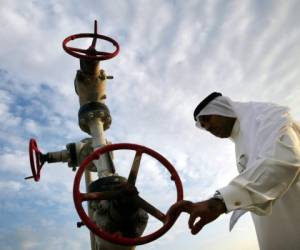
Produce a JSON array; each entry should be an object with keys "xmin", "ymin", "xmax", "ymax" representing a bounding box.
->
[{"xmin": 0, "ymin": 0, "xmax": 300, "ymax": 249}]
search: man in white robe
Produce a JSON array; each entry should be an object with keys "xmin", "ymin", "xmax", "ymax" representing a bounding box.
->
[{"xmin": 168, "ymin": 92, "xmax": 300, "ymax": 250}]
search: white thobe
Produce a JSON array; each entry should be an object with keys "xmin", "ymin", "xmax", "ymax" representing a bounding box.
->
[{"xmin": 218, "ymin": 104, "xmax": 300, "ymax": 250}]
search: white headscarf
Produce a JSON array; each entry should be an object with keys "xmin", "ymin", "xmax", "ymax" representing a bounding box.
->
[
  {"xmin": 194, "ymin": 95, "xmax": 290, "ymax": 134},
  {"xmin": 195, "ymin": 96, "xmax": 237, "ymax": 128}
]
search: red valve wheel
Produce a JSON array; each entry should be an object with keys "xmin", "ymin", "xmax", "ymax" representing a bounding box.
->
[
  {"xmin": 63, "ymin": 20, "xmax": 120, "ymax": 61},
  {"xmin": 25, "ymin": 138, "xmax": 45, "ymax": 182},
  {"xmin": 73, "ymin": 143, "xmax": 184, "ymax": 246}
]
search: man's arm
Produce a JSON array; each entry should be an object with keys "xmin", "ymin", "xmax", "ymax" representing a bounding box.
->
[
  {"xmin": 168, "ymin": 124, "xmax": 300, "ymax": 234},
  {"xmin": 219, "ymin": 125, "xmax": 300, "ymax": 215}
]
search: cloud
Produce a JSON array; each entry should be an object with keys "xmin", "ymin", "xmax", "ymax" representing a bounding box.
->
[
  {"xmin": 0, "ymin": 180, "xmax": 22, "ymax": 193},
  {"xmin": 0, "ymin": 150, "xmax": 28, "ymax": 175},
  {"xmin": 0, "ymin": 224, "xmax": 89, "ymax": 250}
]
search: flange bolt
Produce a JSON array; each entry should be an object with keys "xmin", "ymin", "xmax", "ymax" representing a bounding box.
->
[{"xmin": 77, "ymin": 221, "xmax": 85, "ymax": 228}]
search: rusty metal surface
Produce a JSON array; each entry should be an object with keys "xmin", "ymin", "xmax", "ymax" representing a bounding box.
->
[
  {"xmin": 75, "ymin": 70, "xmax": 107, "ymax": 106},
  {"xmin": 78, "ymin": 101, "xmax": 112, "ymax": 133}
]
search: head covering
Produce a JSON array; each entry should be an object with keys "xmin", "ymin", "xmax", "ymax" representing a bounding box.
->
[
  {"xmin": 194, "ymin": 93, "xmax": 237, "ymax": 128},
  {"xmin": 193, "ymin": 92, "xmax": 222, "ymax": 121},
  {"xmin": 193, "ymin": 93, "xmax": 290, "ymax": 136}
]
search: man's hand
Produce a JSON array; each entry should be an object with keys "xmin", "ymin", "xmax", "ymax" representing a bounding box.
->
[{"xmin": 167, "ymin": 198, "xmax": 226, "ymax": 235}]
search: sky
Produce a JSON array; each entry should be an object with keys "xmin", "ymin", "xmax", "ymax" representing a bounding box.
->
[{"xmin": 0, "ymin": 0, "xmax": 300, "ymax": 249}]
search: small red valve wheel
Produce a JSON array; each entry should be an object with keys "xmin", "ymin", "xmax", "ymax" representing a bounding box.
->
[
  {"xmin": 25, "ymin": 138, "xmax": 45, "ymax": 182},
  {"xmin": 63, "ymin": 20, "xmax": 120, "ymax": 61},
  {"xmin": 73, "ymin": 143, "xmax": 184, "ymax": 246}
]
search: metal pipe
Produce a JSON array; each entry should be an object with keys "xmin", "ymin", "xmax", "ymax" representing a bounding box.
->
[
  {"xmin": 85, "ymin": 170, "xmax": 96, "ymax": 250},
  {"xmin": 46, "ymin": 150, "xmax": 69, "ymax": 163},
  {"xmin": 88, "ymin": 118, "xmax": 113, "ymax": 178},
  {"xmin": 88, "ymin": 118, "xmax": 106, "ymax": 148}
]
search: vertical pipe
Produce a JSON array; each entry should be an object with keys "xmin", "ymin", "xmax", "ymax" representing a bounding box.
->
[
  {"xmin": 86, "ymin": 117, "xmax": 112, "ymax": 249},
  {"xmin": 86, "ymin": 117, "xmax": 109, "ymax": 249},
  {"xmin": 88, "ymin": 118, "xmax": 112, "ymax": 177},
  {"xmin": 85, "ymin": 170, "xmax": 96, "ymax": 250},
  {"xmin": 88, "ymin": 118, "xmax": 106, "ymax": 147}
]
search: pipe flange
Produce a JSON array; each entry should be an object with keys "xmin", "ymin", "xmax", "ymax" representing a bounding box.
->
[{"xmin": 78, "ymin": 102, "xmax": 112, "ymax": 134}]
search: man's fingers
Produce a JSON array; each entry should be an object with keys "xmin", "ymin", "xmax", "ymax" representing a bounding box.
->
[
  {"xmin": 167, "ymin": 200, "xmax": 194, "ymax": 217},
  {"xmin": 191, "ymin": 219, "xmax": 205, "ymax": 235},
  {"xmin": 189, "ymin": 213, "xmax": 206, "ymax": 234},
  {"xmin": 188, "ymin": 214, "xmax": 198, "ymax": 229}
]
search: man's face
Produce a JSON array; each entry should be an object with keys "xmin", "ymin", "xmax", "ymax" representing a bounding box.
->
[{"xmin": 198, "ymin": 115, "xmax": 236, "ymax": 138}]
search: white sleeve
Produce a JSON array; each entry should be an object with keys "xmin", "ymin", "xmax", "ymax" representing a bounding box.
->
[{"xmin": 219, "ymin": 124, "xmax": 300, "ymax": 215}]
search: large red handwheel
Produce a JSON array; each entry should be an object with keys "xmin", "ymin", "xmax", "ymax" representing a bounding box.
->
[
  {"xmin": 73, "ymin": 143, "xmax": 184, "ymax": 246},
  {"xmin": 26, "ymin": 138, "xmax": 45, "ymax": 182},
  {"xmin": 63, "ymin": 20, "xmax": 120, "ymax": 61}
]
